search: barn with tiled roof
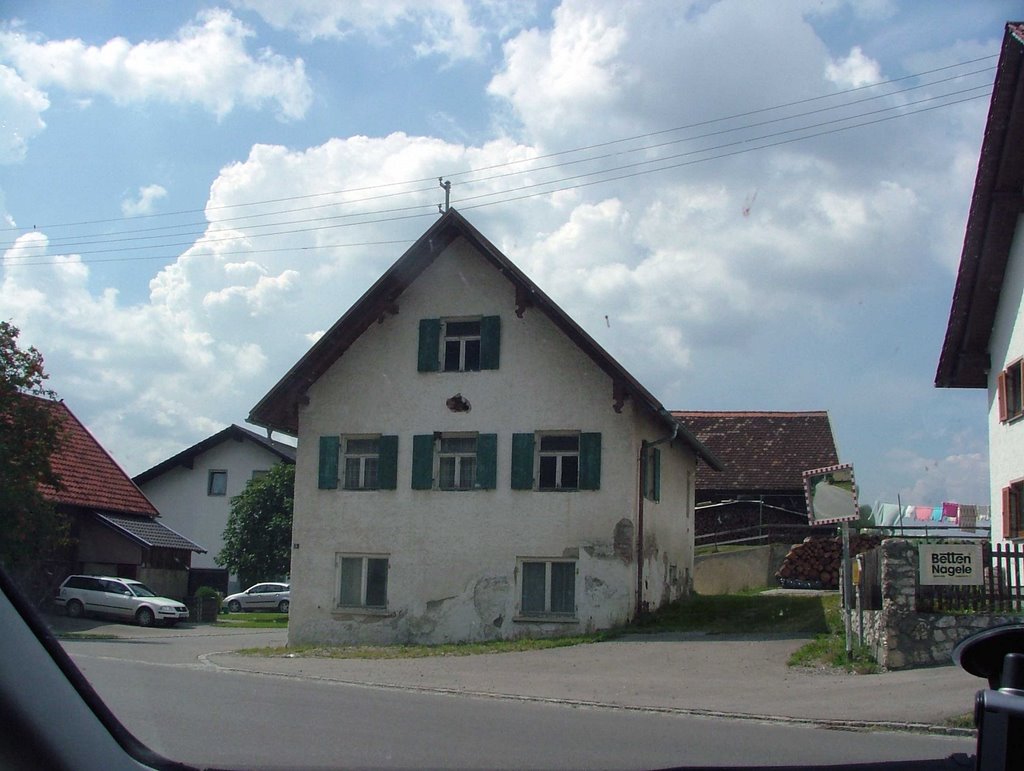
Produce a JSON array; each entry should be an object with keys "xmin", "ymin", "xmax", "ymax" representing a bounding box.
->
[
  {"xmin": 28, "ymin": 395, "xmax": 204, "ymax": 600},
  {"xmin": 672, "ymin": 410, "xmax": 840, "ymax": 542}
]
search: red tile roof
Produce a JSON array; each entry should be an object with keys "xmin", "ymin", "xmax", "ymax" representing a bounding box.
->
[
  {"xmin": 671, "ymin": 411, "xmax": 839, "ymax": 493},
  {"xmin": 30, "ymin": 396, "xmax": 159, "ymax": 517}
]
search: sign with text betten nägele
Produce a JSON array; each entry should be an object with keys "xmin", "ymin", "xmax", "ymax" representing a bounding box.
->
[{"xmin": 918, "ymin": 543, "xmax": 983, "ymax": 586}]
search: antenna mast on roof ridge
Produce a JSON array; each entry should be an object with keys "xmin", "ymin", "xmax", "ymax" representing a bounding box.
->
[{"xmin": 438, "ymin": 178, "xmax": 451, "ymax": 213}]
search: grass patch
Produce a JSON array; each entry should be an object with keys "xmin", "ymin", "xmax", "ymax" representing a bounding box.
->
[
  {"xmin": 630, "ymin": 592, "xmax": 831, "ymax": 635},
  {"xmin": 236, "ymin": 634, "xmax": 606, "ymax": 659},
  {"xmin": 786, "ymin": 594, "xmax": 880, "ymax": 674},
  {"xmin": 217, "ymin": 612, "xmax": 290, "ymax": 629},
  {"xmin": 226, "ymin": 590, "xmax": 880, "ymax": 675},
  {"xmin": 944, "ymin": 712, "xmax": 975, "ymax": 730}
]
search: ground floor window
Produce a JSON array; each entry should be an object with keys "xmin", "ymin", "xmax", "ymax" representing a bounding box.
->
[
  {"xmin": 520, "ymin": 559, "xmax": 576, "ymax": 616},
  {"xmin": 337, "ymin": 554, "xmax": 389, "ymax": 608}
]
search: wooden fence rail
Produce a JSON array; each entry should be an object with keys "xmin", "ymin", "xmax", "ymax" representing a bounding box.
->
[{"xmin": 916, "ymin": 542, "xmax": 1024, "ymax": 613}]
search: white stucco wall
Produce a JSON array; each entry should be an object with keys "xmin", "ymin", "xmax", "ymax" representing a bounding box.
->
[
  {"xmin": 987, "ymin": 214, "xmax": 1024, "ymax": 547},
  {"xmin": 139, "ymin": 439, "xmax": 290, "ymax": 586},
  {"xmin": 288, "ymin": 237, "xmax": 697, "ymax": 645}
]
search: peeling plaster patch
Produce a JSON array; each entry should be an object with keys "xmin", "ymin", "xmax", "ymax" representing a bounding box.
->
[
  {"xmin": 585, "ymin": 575, "xmax": 615, "ymax": 604},
  {"xmin": 582, "ymin": 540, "xmax": 615, "ymax": 559},
  {"xmin": 426, "ymin": 595, "xmax": 457, "ymax": 611},
  {"xmin": 614, "ymin": 518, "xmax": 634, "ymax": 563},
  {"xmin": 473, "ymin": 575, "xmax": 510, "ymax": 626}
]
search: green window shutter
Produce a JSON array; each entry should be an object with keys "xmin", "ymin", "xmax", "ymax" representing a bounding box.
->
[
  {"xmin": 378, "ymin": 435, "xmax": 399, "ymax": 490},
  {"xmin": 411, "ymin": 434, "xmax": 434, "ymax": 489},
  {"xmin": 318, "ymin": 435, "xmax": 339, "ymax": 490},
  {"xmin": 476, "ymin": 433, "xmax": 498, "ymax": 489},
  {"xmin": 578, "ymin": 432, "xmax": 602, "ymax": 490},
  {"xmin": 651, "ymin": 447, "xmax": 661, "ymax": 502},
  {"xmin": 479, "ymin": 315, "xmax": 501, "ymax": 370},
  {"xmin": 510, "ymin": 432, "xmax": 535, "ymax": 490},
  {"xmin": 417, "ymin": 318, "xmax": 440, "ymax": 372}
]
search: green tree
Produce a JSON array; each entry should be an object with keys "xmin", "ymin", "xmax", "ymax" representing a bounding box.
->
[
  {"xmin": 0, "ymin": 321, "xmax": 68, "ymax": 597},
  {"xmin": 216, "ymin": 462, "xmax": 294, "ymax": 589}
]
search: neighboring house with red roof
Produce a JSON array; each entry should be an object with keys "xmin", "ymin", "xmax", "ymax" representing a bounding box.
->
[
  {"xmin": 134, "ymin": 424, "xmax": 296, "ymax": 594},
  {"xmin": 936, "ymin": 23, "xmax": 1024, "ymax": 551},
  {"xmin": 249, "ymin": 208, "xmax": 720, "ymax": 645},
  {"xmin": 34, "ymin": 396, "xmax": 204, "ymax": 600},
  {"xmin": 672, "ymin": 411, "xmax": 840, "ymax": 543}
]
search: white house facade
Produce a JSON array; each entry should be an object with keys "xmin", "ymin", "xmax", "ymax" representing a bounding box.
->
[
  {"xmin": 936, "ymin": 23, "xmax": 1024, "ymax": 549},
  {"xmin": 250, "ymin": 209, "xmax": 720, "ymax": 645},
  {"xmin": 134, "ymin": 424, "xmax": 296, "ymax": 592}
]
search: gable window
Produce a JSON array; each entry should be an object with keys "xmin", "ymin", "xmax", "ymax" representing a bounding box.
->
[
  {"xmin": 1002, "ymin": 481, "xmax": 1024, "ymax": 540},
  {"xmin": 998, "ymin": 359, "xmax": 1024, "ymax": 423},
  {"xmin": 511, "ymin": 432, "xmax": 602, "ymax": 491},
  {"xmin": 418, "ymin": 316, "xmax": 500, "ymax": 372},
  {"xmin": 337, "ymin": 554, "xmax": 389, "ymax": 609},
  {"xmin": 520, "ymin": 559, "xmax": 576, "ymax": 616},
  {"xmin": 207, "ymin": 470, "xmax": 227, "ymax": 496},
  {"xmin": 411, "ymin": 432, "xmax": 497, "ymax": 490},
  {"xmin": 251, "ymin": 469, "xmax": 269, "ymax": 481},
  {"xmin": 318, "ymin": 435, "xmax": 398, "ymax": 490},
  {"xmin": 444, "ymin": 320, "xmax": 481, "ymax": 372}
]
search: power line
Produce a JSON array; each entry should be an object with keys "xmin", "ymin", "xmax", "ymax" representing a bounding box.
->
[
  {"xmin": 2, "ymin": 61, "xmax": 994, "ymax": 265},
  {"xmin": 0, "ymin": 52, "xmax": 995, "ymax": 243}
]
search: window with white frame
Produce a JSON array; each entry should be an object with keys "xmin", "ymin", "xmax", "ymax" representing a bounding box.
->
[
  {"xmin": 343, "ymin": 436, "xmax": 380, "ymax": 490},
  {"xmin": 207, "ymin": 470, "xmax": 227, "ymax": 496},
  {"xmin": 337, "ymin": 555, "xmax": 389, "ymax": 608},
  {"xmin": 520, "ymin": 559, "xmax": 576, "ymax": 616},
  {"xmin": 438, "ymin": 435, "xmax": 477, "ymax": 490},
  {"xmin": 443, "ymin": 319, "xmax": 481, "ymax": 372},
  {"xmin": 537, "ymin": 434, "xmax": 580, "ymax": 491}
]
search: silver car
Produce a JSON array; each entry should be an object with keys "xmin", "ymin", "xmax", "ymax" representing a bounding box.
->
[
  {"xmin": 223, "ymin": 582, "xmax": 290, "ymax": 613},
  {"xmin": 55, "ymin": 575, "xmax": 189, "ymax": 627}
]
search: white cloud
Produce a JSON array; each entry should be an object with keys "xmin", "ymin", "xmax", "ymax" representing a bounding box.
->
[
  {"xmin": 0, "ymin": 9, "xmax": 312, "ymax": 120},
  {"xmin": 0, "ymin": 63, "xmax": 48, "ymax": 163},
  {"xmin": 826, "ymin": 46, "xmax": 882, "ymax": 88},
  {"xmin": 0, "ymin": 0, "xmax": 999, "ymax": 507},
  {"xmin": 121, "ymin": 184, "xmax": 168, "ymax": 217},
  {"xmin": 231, "ymin": 0, "xmax": 534, "ymax": 59}
]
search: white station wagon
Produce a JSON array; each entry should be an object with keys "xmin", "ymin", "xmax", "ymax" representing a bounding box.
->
[{"xmin": 55, "ymin": 575, "xmax": 189, "ymax": 627}]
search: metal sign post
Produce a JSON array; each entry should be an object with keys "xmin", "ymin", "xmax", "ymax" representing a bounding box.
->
[{"xmin": 803, "ymin": 464, "xmax": 859, "ymax": 662}]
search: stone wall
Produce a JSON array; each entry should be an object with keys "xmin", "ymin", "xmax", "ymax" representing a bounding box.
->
[{"xmin": 855, "ymin": 538, "xmax": 1018, "ymax": 670}]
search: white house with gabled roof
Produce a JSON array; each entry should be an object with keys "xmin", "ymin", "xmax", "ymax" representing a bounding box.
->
[
  {"xmin": 249, "ymin": 208, "xmax": 720, "ymax": 645},
  {"xmin": 936, "ymin": 23, "xmax": 1024, "ymax": 551}
]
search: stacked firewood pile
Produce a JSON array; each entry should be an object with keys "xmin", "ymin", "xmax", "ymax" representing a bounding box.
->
[{"xmin": 775, "ymin": 533, "xmax": 881, "ymax": 589}]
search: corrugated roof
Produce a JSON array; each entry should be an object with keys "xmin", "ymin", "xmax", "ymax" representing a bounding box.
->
[
  {"xmin": 133, "ymin": 423, "xmax": 296, "ymax": 485},
  {"xmin": 31, "ymin": 396, "xmax": 159, "ymax": 517},
  {"xmin": 671, "ymin": 411, "xmax": 838, "ymax": 492},
  {"xmin": 94, "ymin": 511, "xmax": 205, "ymax": 553}
]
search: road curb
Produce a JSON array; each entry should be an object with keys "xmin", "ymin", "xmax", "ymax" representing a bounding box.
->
[{"xmin": 200, "ymin": 653, "xmax": 977, "ymax": 738}]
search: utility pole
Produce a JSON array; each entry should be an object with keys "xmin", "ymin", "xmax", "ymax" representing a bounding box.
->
[{"xmin": 438, "ymin": 178, "xmax": 451, "ymax": 212}]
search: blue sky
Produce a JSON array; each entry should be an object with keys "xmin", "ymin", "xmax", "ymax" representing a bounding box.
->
[{"xmin": 1, "ymin": 1, "xmax": 1018, "ymax": 509}]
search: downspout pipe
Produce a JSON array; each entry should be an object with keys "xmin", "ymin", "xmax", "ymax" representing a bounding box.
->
[{"xmin": 636, "ymin": 417, "xmax": 680, "ymax": 619}]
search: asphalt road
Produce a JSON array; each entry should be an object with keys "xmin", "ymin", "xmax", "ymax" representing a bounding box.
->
[{"xmin": 52, "ymin": 617, "xmax": 977, "ymax": 769}]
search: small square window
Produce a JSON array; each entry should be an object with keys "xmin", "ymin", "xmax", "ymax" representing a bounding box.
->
[
  {"xmin": 338, "ymin": 555, "xmax": 389, "ymax": 609},
  {"xmin": 1001, "ymin": 360, "xmax": 1024, "ymax": 423},
  {"xmin": 520, "ymin": 560, "xmax": 576, "ymax": 616},
  {"xmin": 207, "ymin": 470, "xmax": 227, "ymax": 496}
]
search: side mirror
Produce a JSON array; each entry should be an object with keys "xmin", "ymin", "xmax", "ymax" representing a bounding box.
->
[{"xmin": 953, "ymin": 624, "xmax": 1024, "ymax": 770}]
